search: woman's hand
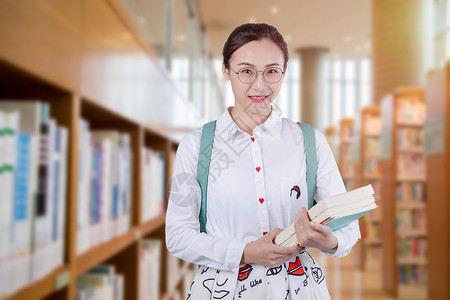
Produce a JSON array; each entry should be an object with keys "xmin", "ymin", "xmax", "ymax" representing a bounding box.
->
[
  {"xmin": 294, "ymin": 207, "xmax": 338, "ymax": 254},
  {"xmin": 241, "ymin": 228, "xmax": 302, "ymax": 268}
]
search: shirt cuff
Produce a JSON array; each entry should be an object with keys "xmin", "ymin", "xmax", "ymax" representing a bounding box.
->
[
  {"xmin": 227, "ymin": 239, "xmax": 247, "ymax": 274},
  {"xmin": 324, "ymin": 233, "xmax": 345, "ymax": 258}
]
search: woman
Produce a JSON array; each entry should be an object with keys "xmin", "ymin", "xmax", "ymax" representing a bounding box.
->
[{"xmin": 166, "ymin": 23, "xmax": 360, "ymax": 299}]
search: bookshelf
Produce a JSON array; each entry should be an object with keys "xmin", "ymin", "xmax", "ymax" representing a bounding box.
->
[
  {"xmin": 0, "ymin": 0, "xmax": 200, "ymax": 299},
  {"xmin": 324, "ymin": 125, "xmax": 338, "ymax": 159},
  {"xmin": 339, "ymin": 118, "xmax": 355, "ymax": 192},
  {"xmin": 425, "ymin": 66, "xmax": 450, "ymax": 299},
  {"xmin": 379, "ymin": 87, "xmax": 427, "ymax": 298},
  {"xmin": 353, "ymin": 106, "xmax": 382, "ymax": 271}
]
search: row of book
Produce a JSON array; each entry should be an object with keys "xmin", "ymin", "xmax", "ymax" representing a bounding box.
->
[
  {"xmin": 141, "ymin": 148, "xmax": 166, "ymax": 222},
  {"xmin": 76, "ymin": 119, "xmax": 133, "ymax": 255},
  {"xmin": 396, "ymin": 98, "xmax": 426, "ymax": 124},
  {"xmin": 140, "ymin": 239, "xmax": 162, "ymax": 300},
  {"xmin": 398, "ymin": 237, "xmax": 427, "ymax": 259},
  {"xmin": 398, "ymin": 265, "xmax": 427, "ymax": 286},
  {"xmin": 364, "ymin": 114, "xmax": 381, "ymax": 135},
  {"xmin": 365, "ymin": 222, "xmax": 381, "ymax": 239},
  {"xmin": 364, "ymin": 138, "xmax": 380, "ymax": 158},
  {"xmin": 364, "ymin": 158, "xmax": 380, "ymax": 176},
  {"xmin": 76, "ymin": 265, "xmax": 124, "ymax": 300},
  {"xmin": 396, "ymin": 182, "xmax": 426, "ymax": 202},
  {"xmin": 397, "ymin": 128, "xmax": 424, "ymax": 149},
  {"xmin": 0, "ymin": 101, "xmax": 69, "ymax": 297},
  {"xmin": 396, "ymin": 209, "xmax": 426, "ymax": 232},
  {"xmin": 396, "ymin": 154, "xmax": 425, "ymax": 177}
]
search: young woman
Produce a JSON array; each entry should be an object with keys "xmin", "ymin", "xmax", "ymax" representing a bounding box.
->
[{"xmin": 166, "ymin": 23, "xmax": 360, "ymax": 299}]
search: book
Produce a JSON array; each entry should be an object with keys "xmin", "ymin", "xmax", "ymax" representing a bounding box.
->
[{"xmin": 275, "ymin": 184, "xmax": 377, "ymax": 247}]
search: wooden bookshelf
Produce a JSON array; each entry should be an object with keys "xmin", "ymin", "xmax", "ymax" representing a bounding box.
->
[
  {"xmin": 379, "ymin": 87, "xmax": 427, "ymax": 297},
  {"xmin": 353, "ymin": 106, "xmax": 382, "ymax": 271},
  {"xmin": 425, "ymin": 65, "xmax": 450, "ymax": 299},
  {"xmin": 338, "ymin": 118, "xmax": 355, "ymax": 191},
  {"xmin": 0, "ymin": 1, "xmax": 199, "ymax": 299}
]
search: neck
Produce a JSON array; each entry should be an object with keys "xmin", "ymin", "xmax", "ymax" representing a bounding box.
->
[{"xmin": 229, "ymin": 104, "xmax": 272, "ymax": 135}]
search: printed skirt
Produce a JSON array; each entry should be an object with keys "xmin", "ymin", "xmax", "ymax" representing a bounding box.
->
[{"xmin": 187, "ymin": 250, "xmax": 330, "ymax": 300}]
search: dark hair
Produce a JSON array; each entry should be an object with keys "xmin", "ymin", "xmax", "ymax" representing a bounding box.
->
[{"xmin": 222, "ymin": 23, "xmax": 289, "ymax": 70}]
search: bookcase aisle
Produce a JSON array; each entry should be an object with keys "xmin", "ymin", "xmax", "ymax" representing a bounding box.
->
[
  {"xmin": 353, "ymin": 106, "xmax": 382, "ymax": 271},
  {"xmin": 379, "ymin": 87, "xmax": 427, "ymax": 298},
  {"xmin": 425, "ymin": 65, "xmax": 450, "ymax": 299}
]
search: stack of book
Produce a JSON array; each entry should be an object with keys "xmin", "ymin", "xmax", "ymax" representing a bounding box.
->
[
  {"xmin": 140, "ymin": 238, "xmax": 162, "ymax": 300},
  {"xmin": 76, "ymin": 264, "xmax": 124, "ymax": 299},
  {"xmin": 0, "ymin": 101, "xmax": 69, "ymax": 297},
  {"xmin": 141, "ymin": 148, "xmax": 166, "ymax": 222},
  {"xmin": 76, "ymin": 120, "xmax": 133, "ymax": 255},
  {"xmin": 275, "ymin": 185, "xmax": 377, "ymax": 247}
]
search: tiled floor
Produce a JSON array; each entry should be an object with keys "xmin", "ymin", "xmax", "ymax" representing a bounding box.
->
[{"xmin": 308, "ymin": 249, "xmax": 427, "ymax": 300}]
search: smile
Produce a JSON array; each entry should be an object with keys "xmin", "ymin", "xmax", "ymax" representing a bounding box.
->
[{"xmin": 249, "ymin": 95, "xmax": 268, "ymax": 103}]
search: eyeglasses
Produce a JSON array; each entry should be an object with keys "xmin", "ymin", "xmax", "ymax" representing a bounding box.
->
[{"xmin": 229, "ymin": 66, "xmax": 285, "ymax": 84}]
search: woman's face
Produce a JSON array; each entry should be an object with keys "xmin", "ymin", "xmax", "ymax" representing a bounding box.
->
[{"xmin": 223, "ymin": 38, "xmax": 286, "ymax": 115}]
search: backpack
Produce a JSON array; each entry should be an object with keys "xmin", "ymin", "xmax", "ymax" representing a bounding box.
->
[{"xmin": 197, "ymin": 121, "xmax": 317, "ymax": 233}]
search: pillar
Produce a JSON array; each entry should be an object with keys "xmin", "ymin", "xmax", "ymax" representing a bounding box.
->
[
  {"xmin": 296, "ymin": 47, "xmax": 329, "ymax": 128},
  {"xmin": 372, "ymin": 0, "xmax": 432, "ymax": 103}
]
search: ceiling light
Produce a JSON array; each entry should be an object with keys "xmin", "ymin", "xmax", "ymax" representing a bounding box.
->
[
  {"xmin": 139, "ymin": 17, "xmax": 147, "ymax": 24},
  {"xmin": 285, "ymin": 35, "xmax": 292, "ymax": 42},
  {"xmin": 345, "ymin": 35, "xmax": 352, "ymax": 42},
  {"xmin": 248, "ymin": 17, "xmax": 257, "ymax": 23},
  {"xmin": 364, "ymin": 42, "xmax": 371, "ymax": 49},
  {"xmin": 176, "ymin": 34, "xmax": 186, "ymax": 41},
  {"xmin": 271, "ymin": 6, "xmax": 279, "ymax": 14},
  {"xmin": 355, "ymin": 46, "xmax": 361, "ymax": 52}
]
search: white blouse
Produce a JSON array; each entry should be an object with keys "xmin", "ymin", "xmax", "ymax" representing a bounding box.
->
[{"xmin": 165, "ymin": 106, "xmax": 360, "ymax": 275}]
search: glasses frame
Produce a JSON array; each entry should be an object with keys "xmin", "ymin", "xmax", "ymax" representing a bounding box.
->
[{"xmin": 229, "ymin": 66, "xmax": 285, "ymax": 84}]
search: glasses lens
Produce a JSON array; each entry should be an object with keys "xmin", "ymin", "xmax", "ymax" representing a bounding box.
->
[
  {"xmin": 238, "ymin": 68, "xmax": 257, "ymax": 83},
  {"xmin": 263, "ymin": 67, "xmax": 283, "ymax": 83}
]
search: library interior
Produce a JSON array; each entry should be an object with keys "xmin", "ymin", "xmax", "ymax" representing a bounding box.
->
[{"xmin": 0, "ymin": 0, "xmax": 448, "ymax": 299}]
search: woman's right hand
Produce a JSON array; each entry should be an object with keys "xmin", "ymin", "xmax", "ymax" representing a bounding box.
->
[{"xmin": 240, "ymin": 228, "xmax": 303, "ymax": 268}]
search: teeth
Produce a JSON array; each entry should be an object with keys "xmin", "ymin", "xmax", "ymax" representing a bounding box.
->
[{"xmin": 251, "ymin": 96, "xmax": 265, "ymax": 99}]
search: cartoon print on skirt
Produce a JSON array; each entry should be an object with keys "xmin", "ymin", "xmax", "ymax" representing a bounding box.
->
[{"xmin": 186, "ymin": 250, "xmax": 330, "ymax": 299}]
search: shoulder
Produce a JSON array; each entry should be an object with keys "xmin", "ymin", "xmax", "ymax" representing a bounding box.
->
[
  {"xmin": 177, "ymin": 125, "xmax": 204, "ymax": 157},
  {"xmin": 281, "ymin": 118, "xmax": 327, "ymax": 148}
]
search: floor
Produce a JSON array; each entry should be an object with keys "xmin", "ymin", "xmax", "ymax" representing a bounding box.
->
[{"xmin": 308, "ymin": 249, "xmax": 428, "ymax": 300}]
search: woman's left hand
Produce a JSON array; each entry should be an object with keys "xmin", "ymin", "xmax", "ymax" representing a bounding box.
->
[{"xmin": 294, "ymin": 207, "xmax": 338, "ymax": 254}]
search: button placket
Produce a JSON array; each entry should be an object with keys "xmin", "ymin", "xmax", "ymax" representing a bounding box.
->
[{"xmin": 250, "ymin": 137, "xmax": 270, "ymax": 236}]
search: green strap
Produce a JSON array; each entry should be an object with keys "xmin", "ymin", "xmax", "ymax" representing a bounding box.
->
[
  {"xmin": 197, "ymin": 120, "xmax": 216, "ymax": 233},
  {"xmin": 298, "ymin": 122, "xmax": 317, "ymax": 209}
]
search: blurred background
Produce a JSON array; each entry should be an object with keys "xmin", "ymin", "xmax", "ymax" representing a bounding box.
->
[{"xmin": 0, "ymin": 0, "xmax": 448, "ymax": 299}]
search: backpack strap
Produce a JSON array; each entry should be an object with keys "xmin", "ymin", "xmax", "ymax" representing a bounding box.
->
[
  {"xmin": 197, "ymin": 120, "xmax": 216, "ymax": 233},
  {"xmin": 297, "ymin": 122, "xmax": 317, "ymax": 210}
]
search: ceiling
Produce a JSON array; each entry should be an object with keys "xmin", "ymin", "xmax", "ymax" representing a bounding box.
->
[{"xmin": 198, "ymin": 0, "xmax": 372, "ymax": 61}]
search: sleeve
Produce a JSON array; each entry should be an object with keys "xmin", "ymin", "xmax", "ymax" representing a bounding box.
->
[
  {"xmin": 313, "ymin": 129, "xmax": 361, "ymax": 258},
  {"xmin": 165, "ymin": 131, "xmax": 247, "ymax": 274}
]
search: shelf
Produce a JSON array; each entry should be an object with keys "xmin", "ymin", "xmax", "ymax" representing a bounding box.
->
[
  {"xmin": 7, "ymin": 265, "xmax": 69, "ymax": 300},
  {"xmin": 397, "ymin": 147, "xmax": 423, "ymax": 154},
  {"xmin": 75, "ymin": 230, "xmax": 136, "ymax": 277},
  {"xmin": 397, "ymin": 122, "xmax": 424, "ymax": 128},
  {"xmin": 396, "ymin": 202, "xmax": 426, "ymax": 210},
  {"xmin": 364, "ymin": 238, "xmax": 381, "ymax": 246},
  {"xmin": 397, "ymin": 229, "xmax": 427, "ymax": 239},
  {"xmin": 363, "ymin": 174, "xmax": 381, "ymax": 181},
  {"xmin": 397, "ymin": 257, "xmax": 427, "ymax": 266},
  {"xmin": 140, "ymin": 213, "xmax": 166, "ymax": 236},
  {"xmin": 396, "ymin": 175, "xmax": 426, "ymax": 182}
]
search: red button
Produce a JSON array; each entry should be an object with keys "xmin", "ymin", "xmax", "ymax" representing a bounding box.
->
[
  {"xmin": 263, "ymin": 232, "xmax": 268, "ymax": 235},
  {"xmin": 251, "ymin": 137, "xmax": 255, "ymax": 142},
  {"xmin": 259, "ymin": 198, "xmax": 264, "ymax": 204},
  {"xmin": 256, "ymin": 167, "xmax": 261, "ymax": 172}
]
